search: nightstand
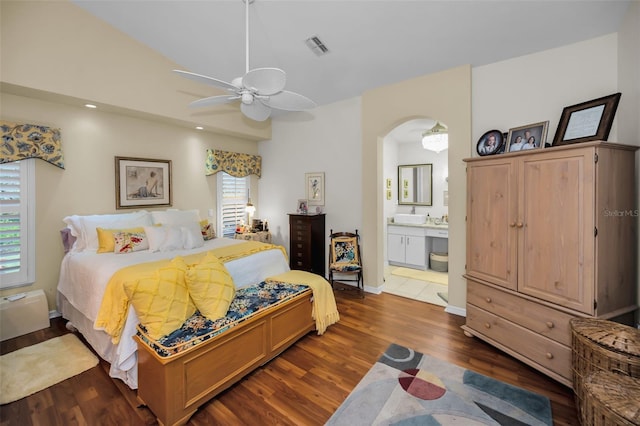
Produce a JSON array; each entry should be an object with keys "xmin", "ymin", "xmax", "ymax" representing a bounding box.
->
[{"xmin": 234, "ymin": 230, "xmax": 272, "ymax": 244}]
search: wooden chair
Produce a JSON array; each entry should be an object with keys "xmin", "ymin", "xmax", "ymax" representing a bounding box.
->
[{"xmin": 328, "ymin": 229, "xmax": 364, "ymax": 298}]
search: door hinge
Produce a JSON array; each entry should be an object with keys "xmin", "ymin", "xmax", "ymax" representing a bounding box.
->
[
  {"xmin": 594, "ymin": 227, "xmax": 598, "ymax": 237},
  {"xmin": 594, "ymin": 300, "xmax": 597, "ymax": 310},
  {"xmin": 594, "ymin": 153, "xmax": 599, "ymax": 163}
]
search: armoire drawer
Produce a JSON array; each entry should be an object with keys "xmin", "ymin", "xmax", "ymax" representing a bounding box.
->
[
  {"xmin": 467, "ymin": 280, "xmax": 574, "ymax": 346},
  {"xmin": 466, "ymin": 305, "xmax": 572, "ymax": 381}
]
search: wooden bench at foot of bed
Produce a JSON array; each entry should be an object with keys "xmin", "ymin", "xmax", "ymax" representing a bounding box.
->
[{"xmin": 134, "ymin": 288, "xmax": 315, "ymax": 426}]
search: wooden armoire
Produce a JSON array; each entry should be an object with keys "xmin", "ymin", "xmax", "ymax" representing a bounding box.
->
[{"xmin": 462, "ymin": 141, "xmax": 638, "ymax": 387}]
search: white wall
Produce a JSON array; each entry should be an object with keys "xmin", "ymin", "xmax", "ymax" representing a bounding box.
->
[
  {"xmin": 472, "ymin": 34, "xmax": 619, "ymax": 146},
  {"xmin": 258, "ymin": 97, "xmax": 362, "ymax": 268}
]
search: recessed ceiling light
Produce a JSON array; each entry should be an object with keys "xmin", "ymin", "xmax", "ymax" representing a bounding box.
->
[
  {"xmin": 195, "ymin": 126, "xmax": 204, "ymax": 130},
  {"xmin": 84, "ymin": 104, "xmax": 97, "ymax": 109}
]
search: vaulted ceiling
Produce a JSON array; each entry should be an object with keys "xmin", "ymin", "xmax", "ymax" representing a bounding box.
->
[{"xmin": 72, "ymin": 0, "xmax": 631, "ymax": 140}]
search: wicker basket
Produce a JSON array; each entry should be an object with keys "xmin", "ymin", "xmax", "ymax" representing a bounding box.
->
[
  {"xmin": 570, "ymin": 318, "xmax": 640, "ymax": 424},
  {"xmin": 582, "ymin": 371, "xmax": 640, "ymax": 426}
]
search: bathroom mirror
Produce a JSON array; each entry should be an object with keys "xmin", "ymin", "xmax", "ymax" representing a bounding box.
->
[{"xmin": 398, "ymin": 164, "xmax": 433, "ymax": 206}]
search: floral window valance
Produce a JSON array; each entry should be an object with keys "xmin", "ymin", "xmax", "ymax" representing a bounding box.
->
[
  {"xmin": 1, "ymin": 121, "xmax": 65, "ymax": 169},
  {"xmin": 205, "ymin": 149, "xmax": 261, "ymax": 178}
]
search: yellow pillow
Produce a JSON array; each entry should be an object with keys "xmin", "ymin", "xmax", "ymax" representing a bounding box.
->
[
  {"xmin": 186, "ymin": 252, "xmax": 235, "ymax": 321},
  {"xmin": 97, "ymin": 226, "xmax": 146, "ymax": 253},
  {"xmin": 123, "ymin": 257, "xmax": 196, "ymax": 340}
]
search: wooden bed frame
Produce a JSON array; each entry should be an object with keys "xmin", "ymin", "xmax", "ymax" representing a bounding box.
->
[{"xmin": 133, "ymin": 288, "xmax": 315, "ymax": 426}]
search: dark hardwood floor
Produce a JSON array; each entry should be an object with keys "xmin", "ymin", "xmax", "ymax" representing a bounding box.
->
[{"xmin": 0, "ymin": 290, "xmax": 578, "ymax": 425}]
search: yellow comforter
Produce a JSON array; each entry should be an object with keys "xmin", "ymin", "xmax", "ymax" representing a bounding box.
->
[
  {"xmin": 95, "ymin": 241, "xmax": 287, "ymax": 343},
  {"xmin": 266, "ymin": 270, "xmax": 340, "ymax": 335}
]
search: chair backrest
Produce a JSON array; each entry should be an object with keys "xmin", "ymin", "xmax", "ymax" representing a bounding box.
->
[{"xmin": 329, "ymin": 230, "xmax": 361, "ymax": 265}]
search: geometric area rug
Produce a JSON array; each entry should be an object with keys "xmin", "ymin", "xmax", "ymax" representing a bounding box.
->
[
  {"xmin": 326, "ymin": 343, "xmax": 553, "ymax": 425},
  {"xmin": 0, "ymin": 334, "xmax": 98, "ymax": 404}
]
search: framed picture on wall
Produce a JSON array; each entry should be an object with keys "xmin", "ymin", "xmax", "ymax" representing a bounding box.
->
[
  {"xmin": 305, "ymin": 172, "xmax": 325, "ymax": 206},
  {"xmin": 115, "ymin": 157, "xmax": 172, "ymax": 209}
]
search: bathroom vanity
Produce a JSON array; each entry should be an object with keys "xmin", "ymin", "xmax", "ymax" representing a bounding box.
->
[{"xmin": 387, "ymin": 219, "xmax": 448, "ymax": 270}]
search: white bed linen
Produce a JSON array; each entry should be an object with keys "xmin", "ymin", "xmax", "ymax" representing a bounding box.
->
[{"xmin": 56, "ymin": 237, "xmax": 290, "ymax": 389}]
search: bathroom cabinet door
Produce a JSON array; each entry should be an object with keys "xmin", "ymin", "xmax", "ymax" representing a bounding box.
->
[
  {"xmin": 387, "ymin": 233, "xmax": 406, "ymax": 264},
  {"xmin": 404, "ymin": 236, "xmax": 426, "ymax": 266}
]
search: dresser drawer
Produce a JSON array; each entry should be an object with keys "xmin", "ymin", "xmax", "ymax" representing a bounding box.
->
[
  {"xmin": 466, "ymin": 305, "xmax": 572, "ymax": 381},
  {"xmin": 467, "ymin": 280, "xmax": 574, "ymax": 346}
]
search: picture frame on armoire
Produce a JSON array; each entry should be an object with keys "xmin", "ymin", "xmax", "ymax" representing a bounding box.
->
[
  {"xmin": 476, "ymin": 130, "xmax": 504, "ymax": 156},
  {"xmin": 553, "ymin": 92, "xmax": 621, "ymax": 146}
]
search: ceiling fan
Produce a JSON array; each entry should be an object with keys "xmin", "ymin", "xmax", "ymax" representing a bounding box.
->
[{"xmin": 173, "ymin": 0, "xmax": 316, "ymax": 122}]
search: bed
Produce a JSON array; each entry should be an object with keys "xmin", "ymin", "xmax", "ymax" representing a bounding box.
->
[{"xmin": 56, "ymin": 209, "xmax": 339, "ymax": 423}]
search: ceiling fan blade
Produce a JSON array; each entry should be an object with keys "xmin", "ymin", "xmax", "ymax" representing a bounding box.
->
[
  {"xmin": 189, "ymin": 95, "xmax": 239, "ymax": 108},
  {"xmin": 242, "ymin": 68, "xmax": 286, "ymax": 96},
  {"xmin": 241, "ymin": 101, "xmax": 272, "ymax": 122},
  {"xmin": 264, "ymin": 90, "xmax": 317, "ymax": 111},
  {"xmin": 173, "ymin": 69, "xmax": 239, "ymax": 92}
]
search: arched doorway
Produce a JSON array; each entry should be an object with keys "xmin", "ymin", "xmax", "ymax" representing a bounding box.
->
[{"xmin": 381, "ymin": 118, "xmax": 449, "ymax": 306}]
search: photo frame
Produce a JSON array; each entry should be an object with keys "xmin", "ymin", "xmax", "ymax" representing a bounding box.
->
[
  {"xmin": 506, "ymin": 121, "xmax": 549, "ymax": 152},
  {"xmin": 115, "ymin": 157, "xmax": 172, "ymax": 209},
  {"xmin": 476, "ymin": 130, "xmax": 504, "ymax": 156},
  {"xmin": 297, "ymin": 199, "xmax": 308, "ymax": 214},
  {"xmin": 305, "ymin": 172, "xmax": 324, "ymax": 206},
  {"xmin": 553, "ymin": 92, "xmax": 621, "ymax": 146}
]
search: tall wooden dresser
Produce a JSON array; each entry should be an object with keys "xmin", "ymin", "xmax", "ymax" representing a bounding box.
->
[
  {"xmin": 462, "ymin": 141, "xmax": 638, "ymax": 387},
  {"xmin": 288, "ymin": 213, "xmax": 326, "ymax": 276}
]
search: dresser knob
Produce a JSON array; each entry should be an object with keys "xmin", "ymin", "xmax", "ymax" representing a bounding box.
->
[
  {"xmin": 546, "ymin": 352, "xmax": 554, "ymax": 360},
  {"xmin": 509, "ymin": 222, "xmax": 516, "ymax": 228},
  {"xmin": 485, "ymin": 297, "xmax": 492, "ymax": 303},
  {"xmin": 516, "ymin": 222, "xmax": 524, "ymax": 228},
  {"xmin": 484, "ymin": 322, "xmax": 491, "ymax": 329},
  {"xmin": 546, "ymin": 321, "xmax": 554, "ymax": 329}
]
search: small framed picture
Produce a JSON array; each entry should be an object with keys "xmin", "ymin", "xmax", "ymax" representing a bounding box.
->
[
  {"xmin": 297, "ymin": 199, "xmax": 308, "ymax": 214},
  {"xmin": 476, "ymin": 130, "xmax": 504, "ymax": 156},
  {"xmin": 506, "ymin": 121, "xmax": 549, "ymax": 152},
  {"xmin": 305, "ymin": 172, "xmax": 324, "ymax": 206},
  {"xmin": 553, "ymin": 92, "xmax": 621, "ymax": 146}
]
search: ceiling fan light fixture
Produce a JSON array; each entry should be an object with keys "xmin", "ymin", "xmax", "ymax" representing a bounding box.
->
[
  {"xmin": 422, "ymin": 121, "xmax": 449, "ymax": 153},
  {"xmin": 173, "ymin": 0, "xmax": 316, "ymax": 121}
]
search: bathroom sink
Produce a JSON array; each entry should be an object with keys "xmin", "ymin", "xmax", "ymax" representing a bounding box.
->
[{"xmin": 393, "ymin": 213, "xmax": 427, "ymax": 225}]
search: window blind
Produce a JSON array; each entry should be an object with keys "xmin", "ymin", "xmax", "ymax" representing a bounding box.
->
[
  {"xmin": 0, "ymin": 160, "xmax": 35, "ymax": 288},
  {"xmin": 218, "ymin": 172, "xmax": 248, "ymax": 238}
]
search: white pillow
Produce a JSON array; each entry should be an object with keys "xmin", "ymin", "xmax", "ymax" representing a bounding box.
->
[
  {"xmin": 63, "ymin": 211, "xmax": 152, "ymax": 252},
  {"xmin": 144, "ymin": 225, "xmax": 184, "ymax": 252},
  {"xmin": 181, "ymin": 222, "xmax": 205, "ymax": 250},
  {"xmin": 80, "ymin": 211, "xmax": 152, "ymax": 251},
  {"xmin": 151, "ymin": 209, "xmax": 200, "ymax": 225}
]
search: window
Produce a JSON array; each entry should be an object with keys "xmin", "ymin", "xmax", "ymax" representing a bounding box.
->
[
  {"xmin": 216, "ymin": 172, "xmax": 248, "ymax": 238},
  {"xmin": 0, "ymin": 160, "xmax": 35, "ymax": 288}
]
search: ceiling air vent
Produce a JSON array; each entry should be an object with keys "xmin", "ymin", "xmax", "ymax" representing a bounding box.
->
[{"xmin": 305, "ymin": 35, "xmax": 329, "ymax": 56}]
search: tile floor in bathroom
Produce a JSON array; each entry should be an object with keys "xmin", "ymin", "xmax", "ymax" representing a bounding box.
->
[{"xmin": 383, "ymin": 266, "xmax": 448, "ymax": 307}]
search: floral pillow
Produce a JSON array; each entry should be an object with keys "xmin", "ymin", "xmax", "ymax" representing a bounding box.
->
[
  {"xmin": 113, "ymin": 231, "xmax": 149, "ymax": 254},
  {"xmin": 200, "ymin": 219, "xmax": 216, "ymax": 240}
]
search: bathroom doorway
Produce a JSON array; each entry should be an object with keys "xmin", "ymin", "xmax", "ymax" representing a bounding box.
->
[{"xmin": 381, "ymin": 118, "xmax": 449, "ymax": 306}]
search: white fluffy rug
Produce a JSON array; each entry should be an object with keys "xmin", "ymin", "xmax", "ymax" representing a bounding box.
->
[{"xmin": 0, "ymin": 334, "xmax": 98, "ymax": 404}]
